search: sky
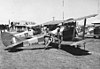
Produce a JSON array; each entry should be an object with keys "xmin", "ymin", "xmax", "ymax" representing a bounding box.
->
[{"xmin": 0, "ymin": 0, "xmax": 99, "ymax": 24}]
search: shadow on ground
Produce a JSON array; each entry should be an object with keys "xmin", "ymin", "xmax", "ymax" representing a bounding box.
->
[
  {"xmin": 4, "ymin": 43, "xmax": 51, "ymax": 52},
  {"xmin": 60, "ymin": 44, "xmax": 91, "ymax": 56},
  {"xmin": 4, "ymin": 43, "xmax": 24, "ymax": 52},
  {"xmin": 49, "ymin": 43, "xmax": 91, "ymax": 56},
  {"xmin": 4, "ymin": 43, "xmax": 91, "ymax": 56},
  {"xmin": 6, "ymin": 47, "xmax": 48, "ymax": 52}
]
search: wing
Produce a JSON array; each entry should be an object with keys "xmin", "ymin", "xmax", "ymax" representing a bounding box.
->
[
  {"xmin": 63, "ymin": 14, "xmax": 98, "ymax": 23},
  {"xmin": 43, "ymin": 14, "xmax": 98, "ymax": 25}
]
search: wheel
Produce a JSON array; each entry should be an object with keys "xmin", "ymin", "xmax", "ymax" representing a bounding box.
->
[
  {"xmin": 44, "ymin": 36, "xmax": 52, "ymax": 49},
  {"xmin": 44, "ymin": 37, "xmax": 49, "ymax": 45}
]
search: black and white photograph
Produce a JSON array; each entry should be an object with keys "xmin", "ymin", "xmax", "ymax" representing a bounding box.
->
[{"xmin": 0, "ymin": 0, "xmax": 100, "ymax": 69}]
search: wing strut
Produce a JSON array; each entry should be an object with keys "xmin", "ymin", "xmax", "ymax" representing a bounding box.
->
[
  {"xmin": 82, "ymin": 18, "xmax": 87, "ymax": 39},
  {"xmin": 72, "ymin": 21, "xmax": 76, "ymax": 41}
]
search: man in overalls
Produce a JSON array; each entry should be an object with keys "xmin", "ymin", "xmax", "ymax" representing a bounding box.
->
[
  {"xmin": 44, "ymin": 23, "xmax": 65, "ymax": 49},
  {"xmin": 50, "ymin": 23, "xmax": 64, "ymax": 49}
]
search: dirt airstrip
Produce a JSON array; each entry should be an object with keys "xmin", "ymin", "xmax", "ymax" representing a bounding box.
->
[{"xmin": 0, "ymin": 36, "xmax": 100, "ymax": 69}]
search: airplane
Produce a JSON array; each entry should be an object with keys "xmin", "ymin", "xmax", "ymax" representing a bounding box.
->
[{"xmin": 1, "ymin": 14, "xmax": 98, "ymax": 50}]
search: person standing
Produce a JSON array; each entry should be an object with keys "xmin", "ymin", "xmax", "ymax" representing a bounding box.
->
[{"xmin": 57, "ymin": 23, "xmax": 64, "ymax": 49}]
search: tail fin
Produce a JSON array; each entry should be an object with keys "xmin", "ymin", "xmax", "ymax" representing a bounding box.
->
[{"xmin": 1, "ymin": 32, "xmax": 21, "ymax": 47}]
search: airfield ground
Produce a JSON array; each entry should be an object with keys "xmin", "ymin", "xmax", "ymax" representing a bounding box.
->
[{"xmin": 0, "ymin": 35, "xmax": 100, "ymax": 69}]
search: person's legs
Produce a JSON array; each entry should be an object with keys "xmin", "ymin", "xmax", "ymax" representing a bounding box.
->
[{"xmin": 58, "ymin": 35, "xmax": 62, "ymax": 49}]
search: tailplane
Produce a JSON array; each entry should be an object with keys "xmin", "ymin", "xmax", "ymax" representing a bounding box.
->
[{"xmin": 1, "ymin": 32, "xmax": 21, "ymax": 47}]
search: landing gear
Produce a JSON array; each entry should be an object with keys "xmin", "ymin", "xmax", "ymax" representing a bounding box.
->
[
  {"xmin": 44, "ymin": 34, "xmax": 62, "ymax": 50},
  {"xmin": 44, "ymin": 36, "xmax": 52, "ymax": 49}
]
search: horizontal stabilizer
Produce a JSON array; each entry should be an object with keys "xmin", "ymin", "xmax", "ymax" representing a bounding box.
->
[{"xmin": 1, "ymin": 32, "xmax": 21, "ymax": 47}]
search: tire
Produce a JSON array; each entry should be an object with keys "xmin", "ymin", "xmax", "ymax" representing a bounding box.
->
[{"xmin": 44, "ymin": 37, "xmax": 50, "ymax": 45}]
